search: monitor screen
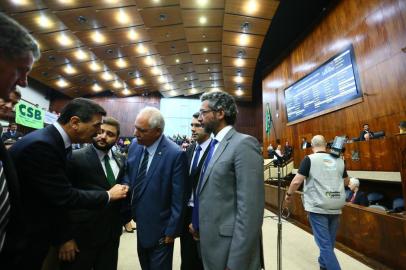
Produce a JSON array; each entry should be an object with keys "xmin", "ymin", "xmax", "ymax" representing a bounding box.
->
[{"xmin": 284, "ymin": 46, "xmax": 362, "ymax": 124}]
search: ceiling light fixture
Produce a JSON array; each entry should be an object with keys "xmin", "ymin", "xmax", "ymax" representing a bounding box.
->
[
  {"xmin": 144, "ymin": 56, "xmax": 155, "ymax": 66},
  {"xmin": 234, "ymin": 58, "xmax": 245, "ymax": 67},
  {"xmin": 91, "ymin": 31, "xmax": 105, "ymax": 43},
  {"xmin": 128, "ymin": 29, "xmax": 138, "ymax": 41},
  {"xmin": 199, "ymin": 16, "xmax": 207, "ymax": 24},
  {"xmin": 238, "ymin": 34, "xmax": 249, "ymax": 46},
  {"xmin": 101, "ymin": 72, "xmax": 113, "ymax": 81},
  {"xmin": 136, "ymin": 44, "xmax": 147, "ymax": 54},
  {"xmin": 151, "ymin": 66, "xmax": 161, "ymax": 75},
  {"xmin": 113, "ymin": 80, "xmax": 122, "ymax": 89},
  {"xmin": 92, "ymin": 83, "xmax": 102, "ymax": 92},
  {"xmin": 57, "ymin": 33, "xmax": 73, "ymax": 46},
  {"xmin": 116, "ymin": 9, "xmax": 130, "ymax": 24},
  {"xmin": 74, "ymin": 49, "xmax": 88, "ymax": 60},
  {"xmin": 116, "ymin": 58, "xmax": 127, "ymax": 68},
  {"xmin": 63, "ymin": 64, "xmax": 76, "ymax": 75},
  {"xmin": 197, "ymin": 0, "xmax": 209, "ymax": 6},
  {"xmin": 175, "ymin": 58, "xmax": 180, "ymax": 63},
  {"xmin": 203, "ymin": 47, "xmax": 208, "ymax": 53},
  {"xmin": 244, "ymin": 0, "xmax": 259, "ymax": 15},
  {"xmin": 36, "ymin": 15, "xmax": 54, "ymax": 28},
  {"xmin": 56, "ymin": 78, "xmax": 68, "ymax": 88},
  {"xmin": 122, "ymin": 88, "xmax": 131, "ymax": 95},
  {"xmin": 135, "ymin": 78, "xmax": 144, "ymax": 86},
  {"xmin": 89, "ymin": 62, "xmax": 101, "ymax": 71}
]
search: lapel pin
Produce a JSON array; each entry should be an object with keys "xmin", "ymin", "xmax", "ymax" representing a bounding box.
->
[{"xmin": 158, "ymin": 151, "xmax": 162, "ymax": 155}]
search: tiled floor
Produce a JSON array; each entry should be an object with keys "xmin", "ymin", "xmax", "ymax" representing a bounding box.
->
[{"xmin": 118, "ymin": 210, "xmax": 371, "ymax": 270}]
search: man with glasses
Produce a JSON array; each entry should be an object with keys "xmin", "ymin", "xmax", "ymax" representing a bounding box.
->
[
  {"xmin": 180, "ymin": 112, "xmax": 210, "ymax": 270},
  {"xmin": 190, "ymin": 91, "xmax": 264, "ymax": 270},
  {"xmin": 123, "ymin": 107, "xmax": 188, "ymax": 270}
]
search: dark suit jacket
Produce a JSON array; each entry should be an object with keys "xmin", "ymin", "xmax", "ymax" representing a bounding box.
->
[
  {"xmin": 185, "ymin": 141, "xmax": 210, "ymax": 200},
  {"xmin": 66, "ymin": 145, "xmax": 126, "ymax": 247},
  {"xmin": 2, "ymin": 131, "xmax": 23, "ymax": 141},
  {"xmin": 0, "ymin": 140, "xmax": 24, "ymax": 267},
  {"xmin": 359, "ymin": 130, "xmax": 374, "ymax": 141},
  {"xmin": 123, "ymin": 135, "xmax": 188, "ymax": 248},
  {"xmin": 9, "ymin": 125, "xmax": 109, "ymax": 246},
  {"xmin": 346, "ymin": 191, "xmax": 368, "ymax": 206}
]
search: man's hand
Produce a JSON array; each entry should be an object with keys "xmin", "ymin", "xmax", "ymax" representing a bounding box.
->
[
  {"xmin": 164, "ymin": 236, "xmax": 174, "ymax": 244},
  {"xmin": 188, "ymin": 223, "xmax": 200, "ymax": 241},
  {"xmin": 108, "ymin": 184, "xmax": 129, "ymax": 201},
  {"xmin": 58, "ymin": 239, "xmax": 79, "ymax": 262},
  {"xmin": 284, "ymin": 194, "xmax": 292, "ymax": 205}
]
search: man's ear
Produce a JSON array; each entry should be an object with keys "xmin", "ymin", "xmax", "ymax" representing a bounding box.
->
[
  {"xmin": 216, "ymin": 109, "xmax": 226, "ymax": 121},
  {"xmin": 69, "ymin": 116, "xmax": 81, "ymax": 131}
]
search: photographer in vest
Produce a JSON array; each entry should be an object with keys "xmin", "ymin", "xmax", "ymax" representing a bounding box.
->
[{"xmin": 285, "ymin": 135, "xmax": 349, "ymax": 270}]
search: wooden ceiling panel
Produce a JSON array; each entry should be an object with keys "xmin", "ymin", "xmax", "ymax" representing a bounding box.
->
[
  {"xmin": 180, "ymin": 0, "xmax": 225, "ymax": 9},
  {"xmin": 38, "ymin": 30, "xmax": 83, "ymax": 51},
  {"xmin": 91, "ymin": 45, "xmax": 129, "ymax": 60},
  {"xmin": 182, "ymin": 10, "xmax": 224, "ymax": 27},
  {"xmin": 223, "ymin": 75, "xmax": 253, "ymax": 86},
  {"xmin": 223, "ymin": 14, "xmax": 271, "ymax": 35},
  {"xmin": 96, "ymin": 6, "xmax": 144, "ymax": 29},
  {"xmin": 174, "ymin": 72, "xmax": 199, "ymax": 82},
  {"xmin": 188, "ymin": 42, "xmax": 222, "ymax": 54},
  {"xmin": 167, "ymin": 63, "xmax": 195, "ymax": 75},
  {"xmin": 104, "ymin": 56, "xmax": 139, "ymax": 71},
  {"xmin": 34, "ymin": 50, "xmax": 69, "ymax": 68},
  {"xmin": 12, "ymin": 10, "xmax": 67, "ymax": 34},
  {"xmin": 136, "ymin": 0, "xmax": 179, "ymax": 9},
  {"xmin": 92, "ymin": 0, "xmax": 138, "ymax": 9},
  {"xmin": 109, "ymin": 27, "xmax": 151, "ymax": 46},
  {"xmin": 149, "ymin": 24, "xmax": 186, "ymax": 43},
  {"xmin": 42, "ymin": 0, "xmax": 93, "ymax": 11},
  {"xmin": 198, "ymin": 73, "xmax": 223, "ymax": 81},
  {"xmin": 75, "ymin": 29, "xmax": 116, "ymax": 48},
  {"xmin": 162, "ymin": 53, "xmax": 193, "ymax": 66},
  {"xmin": 222, "ymin": 31, "xmax": 264, "ymax": 49},
  {"xmin": 140, "ymin": 6, "xmax": 182, "ymax": 27},
  {"xmin": 68, "ymin": 74, "xmax": 97, "ymax": 86},
  {"xmin": 223, "ymin": 66, "xmax": 255, "ymax": 77},
  {"xmin": 192, "ymin": 54, "xmax": 222, "ymax": 65},
  {"xmin": 0, "ymin": 0, "xmax": 46, "ymax": 13},
  {"xmin": 121, "ymin": 42, "xmax": 158, "ymax": 57},
  {"xmin": 155, "ymin": 40, "xmax": 189, "ymax": 56},
  {"xmin": 200, "ymin": 80, "xmax": 224, "ymax": 88},
  {"xmin": 225, "ymin": 0, "xmax": 279, "ymax": 20},
  {"xmin": 184, "ymin": 27, "xmax": 223, "ymax": 42},
  {"xmin": 29, "ymin": 66, "xmax": 60, "ymax": 82},
  {"xmin": 55, "ymin": 8, "xmax": 103, "ymax": 31},
  {"xmin": 115, "ymin": 68, "xmax": 144, "ymax": 81},
  {"xmin": 194, "ymin": 64, "xmax": 222, "ymax": 74},
  {"xmin": 222, "ymin": 45, "xmax": 260, "ymax": 59},
  {"xmin": 222, "ymin": 56, "xmax": 257, "ymax": 68}
]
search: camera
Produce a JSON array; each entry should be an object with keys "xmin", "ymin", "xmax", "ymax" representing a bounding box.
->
[{"xmin": 329, "ymin": 136, "xmax": 346, "ymax": 157}]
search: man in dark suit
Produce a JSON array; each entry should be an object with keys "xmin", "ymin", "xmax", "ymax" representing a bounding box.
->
[
  {"xmin": 123, "ymin": 107, "xmax": 188, "ymax": 270},
  {"xmin": 346, "ymin": 177, "xmax": 368, "ymax": 206},
  {"xmin": 1, "ymin": 123, "xmax": 23, "ymax": 141},
  {"xmin": 180, "ymin": 112, "xmax": 210, "ymax": 270},
  {"xmin": 59, "ymin": 117, "xmax": 127, "ymax": 270},
  {"xmin": 9, "ymin": 98, "xmax": 129, "ymax": 270},
  {"xmin": 0, "ymin": 12, "xmax": 40, "ymax": 269},
  {"xmin": 359, "ymin": 123, "xmax": 374, "ymax": 141}
]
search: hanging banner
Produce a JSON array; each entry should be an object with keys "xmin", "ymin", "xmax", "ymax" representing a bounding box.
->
[
  {"xmin": 265, "ymin": 103, "xmax": 272, "ymax": 137},
  {"xmin": 15, "ymin": 100, "xmax": 44, "ymax": 129}
]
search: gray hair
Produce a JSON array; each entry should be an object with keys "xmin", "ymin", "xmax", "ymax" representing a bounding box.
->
[
  {"xmin": 311, "ymin": 135, "xmax": 327, "ymax": 147},
  {"xmin": 200, "ymin": 91, "xmax": 238, "ymax": 125},
  {"xmin": 350, "ymin": 177, "xmax": 360, "ymax": 187},
  {"xmin": 139, "ymin": 107, "xmax": 165, "ymax": 131},
  {"xmin": 0, "ymin": 12, "xmax": 40, "ymax": 60}
]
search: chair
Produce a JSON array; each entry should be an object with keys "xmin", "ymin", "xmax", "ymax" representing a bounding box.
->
[
  {"xmin": 368, "ymin": 205, "xmax": 387, "ymax": 211},
  {"xmin": 392, "ymin": 197, "xmax": 404, "ymax": 211},
  {"xmin": 373, "ymin": 130, "xmax": 385, "ymax": 139},
  {"xmin": 345, "ymin": 189, "xmax": 351, "ymax": 201},
  {"xmin": 367, "ymin": 192, "xmax": 384, "ymax": 205}
]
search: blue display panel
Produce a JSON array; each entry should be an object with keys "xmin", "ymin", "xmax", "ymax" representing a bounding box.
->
[{"xmin": 284, "ymin": 46, "xmax": 362, "ymax": 124}]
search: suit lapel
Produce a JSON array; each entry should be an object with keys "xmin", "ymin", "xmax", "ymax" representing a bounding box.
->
[
  {"xmin": 199, "ymin": 129, "xmax": 235, "ymax": 195},
  {"xmin": 113, "ymin": 152, "xmax": 125, "ymax": 181},
  {"xmin": 87, "ymin": 147, "xmax": 110, "ymax": 188}
]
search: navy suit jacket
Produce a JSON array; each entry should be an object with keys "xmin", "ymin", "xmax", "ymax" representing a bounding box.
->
[
  {"xmin": 124, "ymin": 135, "xmax": 188, "ymax": 248},
  {"xmin": 346, "ymin": 191, "xmax": 368, "ymax": 206},
  {"xmin": 9, "ymin": 125, "xmax": 109, "ymax": 246}
]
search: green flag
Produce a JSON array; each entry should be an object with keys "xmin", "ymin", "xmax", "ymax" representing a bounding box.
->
[
  {"xmin": 265, "ymin": 103, "xmax": 272, "ymax": 137},
  {"xmin": 15, "ymin": 100, "xmax": 44, "ymax": 129}
]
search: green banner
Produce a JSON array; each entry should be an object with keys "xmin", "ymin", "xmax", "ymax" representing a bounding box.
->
[
  {"xmin": 265, "ymin": 103, "xmax": 272, "ymax": 137},
  {"xmin": 15, "ymin": 100, "xmax": 44, "ymax": 129}
]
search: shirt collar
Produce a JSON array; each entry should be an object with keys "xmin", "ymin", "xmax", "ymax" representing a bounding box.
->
[
  {"xmin": 145, "ymin": 134, "xmax": 163, "ymax": 157},
  {"xmin": 93, "ymin": 145, "xmax": 112, "ymax": 161},
  {"xmin": 197, "ymin": 137, "xmax": 211, "ymax": 152},
  {"xmin": 53, "ymin": 122, "xmax": 72, "ymax": 149},
  {"xmin": 213, "ymin": 125, "xmax": 233, "ymax": 143}
]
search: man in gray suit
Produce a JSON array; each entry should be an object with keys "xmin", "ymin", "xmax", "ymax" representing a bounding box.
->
[{"xmin": 189, "ymin": 91, "xmax": 264, "ymax": 270}]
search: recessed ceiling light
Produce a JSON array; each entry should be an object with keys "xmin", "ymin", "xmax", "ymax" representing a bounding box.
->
[
  {"xmin": 92, "ymin": 83, "xmax": 102, "ymax": 92},
  {"xmin": 89, "ymin": 62, "xmax": 101, "ymax": 71},
  {"xmin": 244, "ymin": 0, "xmax": 259, "ymax": 15},
  {"xmin": 205, "ymin": 59, "xmax": 209, "ymax": 63},
  {"xmin": 236, "ymin": 88, "xmax": 244, "ymax": 96},
  {"xmin": 91, "ymin": 31, "xmax": 105, "ymax": 43},
  {"xmin": 135, "ymin": 78, "xmax": 144, "ymax": 86},
  {"xmin": 238, "ymin": 34, "xmax": 249, "ymax": 46},
  {"xmin": 122, "ymin": 89, "xmax": 131, "ymax": 95},
  {"xmin": 56, "ymin": 78, "xmax": 68, "ymax": 88},
  {"xmin": 175, "ymin": 58, "xmax": 180, "ymax": 63},
  {"xmin": 101, "ymin": 72, "xmax": 113, "ymax": 81},
  {"xmin": 234, "ymin": 58, "xmax": 245, "ymax": 67},
  {"xmin": 128, "ymin": 29, "xmax": 138, "ymax": 41},
  {"xmin": 197, "ymin": 0, "xmax": 209, "ymax": 7},
  {"xmin": 158, "ymin": 76, "xmax": 166, "ymax": 83},
  {"xmin": 151, "ymin": 66, "xmax": 161, "ymax": 75},
  {"xmin": 116, "ymin": 9, "xmax": 130, "ymax": 24},
  {"xmin": 190, "ymin": 87, "xmax": 197, "ymax": 94},
  {"xmin": 116, "ymin": 58, "xmax": 127, "ymax": 68},
  {"xmin": 136, "ymin": 44, "xmax": 147, "ymax": 54},
  {"xmin": 170, "ymin": 90, "xmax": 177, "ymax": 96},
  {"xmin": 113, "ymin": 80, "xmax": 122, "ymax": 89},
  {"xmin": 74, "ymin": 49, "xmax": 88, "ymax": 60},
  {"xmin": 203, "ymin": 47, "xmax": 208, "ymax": 53},
  {"xmin": 63, "ymin": 64, "xmax": 76, "ymax": 75},
  {"xmin": 11, "ymin": 0, "xmax": 29, "ymax": 5},
  {"xmin": 57, "ymin": 33, "xmax": 73, "ymax": 46},
  {"xmin": 36, "ymin": 15, "xmax": 54, "ymax": 28},
  {"xmin": 234, "ymin": 75, "xmax": 243, "ymax": 83},
  {"xmin": 164, "ymin": 84, "xmax": 173, "ymax": 90},
  {"xmin": 144, "ymin": 56, "xmax": 155, "ymax": 66},
  {"xmin": 199, "ymin": 16, "xmax": 207, "ymax": 24}
]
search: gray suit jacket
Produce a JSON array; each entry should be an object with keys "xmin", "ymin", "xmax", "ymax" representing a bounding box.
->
[{"xmin": 198, "ymin": 127, "xmax": 264, "ymax": 270}]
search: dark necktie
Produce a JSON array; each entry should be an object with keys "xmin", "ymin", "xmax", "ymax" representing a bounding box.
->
[
  {"xmin": 66, "ymin": 146, "xmax": 72, "ymax": 159},
  {"xmin": 192, "ymin": 139, "xmax": 218, "ymax": 231},
  {"xmin": 132, "ymin": 149, "xmax": 149, "ymax": 202},
  {"xmin": 0, "ymin": 161, "xmax": 10, "ymax": 252},
  {"xmin": 104, "ymin": 154, "xmax": 116, "ymax": 186},
  {"xmin": 190, "ymin": 145, "xmax": 202, "ymax": 175}
]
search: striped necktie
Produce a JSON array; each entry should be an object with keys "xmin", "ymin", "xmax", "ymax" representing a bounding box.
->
[
  {"xmin": 131, "ymin": 149, "xmax": 149, "ymax": 202},
  {"xmin": 0, "ymin": 160, "xmax": 10, "ymax": 252}
]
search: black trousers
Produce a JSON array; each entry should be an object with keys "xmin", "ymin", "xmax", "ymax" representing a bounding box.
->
[
  {"xmin": 180, "ymin": 206, "xmax": 204, "ymax": 270},
  {"xmin": 61, "ymin": 238, "xmax": 120, "ymax": 270}
]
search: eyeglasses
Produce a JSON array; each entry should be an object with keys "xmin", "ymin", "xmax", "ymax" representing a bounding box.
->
[
  {"xmin": 191, "ymin": 123, "xmax": 202, "ymax": 128},
  {"xmin": 199, "ymin": 109, "xmax": 214, "ymax": 116}
]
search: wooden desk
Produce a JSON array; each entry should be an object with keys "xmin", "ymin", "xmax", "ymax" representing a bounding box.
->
[{"xmin": 264, "ymin": 184, "xmax": 406, "ymax": 270}]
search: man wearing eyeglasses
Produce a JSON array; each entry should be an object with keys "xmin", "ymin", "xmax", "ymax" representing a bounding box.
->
[
  {"xmin": 190, "ymin": 91, "xmax": 264, "ymax": 270},
  {"xmin": 123, "ymin": 107, "xmax": 188, "ymax": 270}
]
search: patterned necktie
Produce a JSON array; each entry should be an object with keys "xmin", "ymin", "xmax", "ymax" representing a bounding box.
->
[
  {"xmin": 192, "ymin": 139, "xmax": 218, "ymax": 231},
  {"xmin": 104, "ymin": 154, "xmax": 116, "ymax": 186},
  {"xmin": 0, "ymin": 160, "xmax": 10, "ymax": 252},
  {"xmin": 190, "ymin": 145, "xmax": 202, "ymax": 175},
  {"xmin": 132, "ymin": 149, "xmax": 149, "ymax": 202}
]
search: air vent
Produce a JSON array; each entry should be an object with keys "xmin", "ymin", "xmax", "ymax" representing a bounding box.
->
[
  {"xmin": 41, "ymin": 71, "xmax": 48, "ymax": 77},
  {"xmin": 241, "ymin": 22, "xmax": 250, "ymax": 32},
  {"xmin": 159, "ymin": 14, "xmax": 167, "ymax": 21},
  {"xmin": 105, "ymin": 49, "xmax": 113, "ymax": 54},
  {"xmin": 48, "ymin": 55, "xmax": 56, "ymax": 61},
  {"xmin": 77, "ymin": 16, "xmax": 87, "ymax": 24}
]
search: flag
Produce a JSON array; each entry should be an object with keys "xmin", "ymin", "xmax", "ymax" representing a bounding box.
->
[{"xmin": 265, "ymin": 103, "xmax": 272, "ymax": 137}]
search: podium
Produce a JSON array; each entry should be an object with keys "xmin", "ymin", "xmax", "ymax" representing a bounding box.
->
[{"xmin": 395, "ymin": 134, "xmax": 406, "ymax": 209}]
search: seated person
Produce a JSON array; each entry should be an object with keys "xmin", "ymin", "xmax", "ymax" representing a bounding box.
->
[
  {"xmin": 359, "ymin": 123, "xmax": 374, "ymax": 141},
  {"xmin": 284, "ymin": 141, "xmax": 293, "ymax": 159},
  {"xmin": 346, "ymin": 177, "xmax": 368, "ymax": 206},
  {"xmin": 267, "ymin": 143, "xmax": 274, "ymax": 159},
  {"xmin": 275, "ymin": 144, "xmax": 283, "ymax": 158},
  {"xmin": 399, "ymin": 120, "xmax": 406, "ymax": 134}
]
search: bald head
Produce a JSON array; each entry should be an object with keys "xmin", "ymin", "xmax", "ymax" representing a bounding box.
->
[{"xmin": 311, "ymin": 135, "xmax": 327, "ymax": 152}]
